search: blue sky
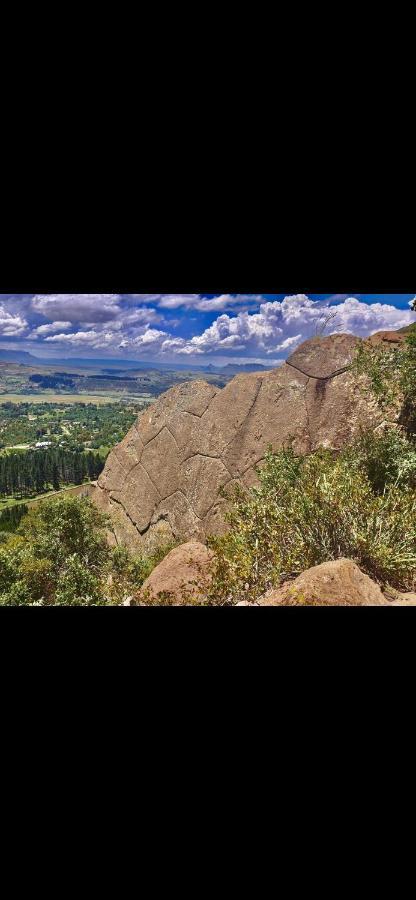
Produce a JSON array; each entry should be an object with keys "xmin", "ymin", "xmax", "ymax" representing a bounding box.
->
[{"xmin": 0, "ymin": 293, "xmax": 415, "ymax": 365}]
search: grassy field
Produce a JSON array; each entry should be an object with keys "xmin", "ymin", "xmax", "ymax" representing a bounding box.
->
[
  {"xmin": 0, "ymin": 392, "xmax": 154, "ymax": 405},
  {"xmin": 0, "ymin": 482, "xmax": 95, "ymax": 510}
]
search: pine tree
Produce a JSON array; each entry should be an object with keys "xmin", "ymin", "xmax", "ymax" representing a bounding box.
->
[{"xmin": 52, "ymin": 462, "xmax": 60, "ymax": 492}]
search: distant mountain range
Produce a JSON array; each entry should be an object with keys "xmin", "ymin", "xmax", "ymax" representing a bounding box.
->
[
  {"xmin": 206, "ymin": 363, "xmax": 271, "ymax": 374},
  {"xmin": 0, "ymin": 348, "xmax": 273, "ymax": 374},
  {"xmin": 0, "ymin": 349, "xmax": 41, "ymax": 365}
]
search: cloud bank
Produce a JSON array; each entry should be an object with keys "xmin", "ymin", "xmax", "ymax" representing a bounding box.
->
[{"xmin": 0, "ymin": 294, "xmax": 415, "ymax": 362}]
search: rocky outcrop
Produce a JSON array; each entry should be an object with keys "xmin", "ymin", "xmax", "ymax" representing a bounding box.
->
[
  {"xmin": 389, "ymin": 594, "xmax": 416, "ymax": 606},
  {"xmin": 367, "ymin": 329, "xmax": 408, "ymax": 347},
  {"xmin": 135, "ymin": 548, "xmax": 415, "ymax": 606},
  {"xmin": 137, "ymin": 541, "xmax": 213, "ymax": 605},
  {"xmin": 259, "ymin": 559, "xmax": 387, "ymax": 606},
  {"xmin": 92, "ymin": 333, "xmax": 386, "ymax": 549}
]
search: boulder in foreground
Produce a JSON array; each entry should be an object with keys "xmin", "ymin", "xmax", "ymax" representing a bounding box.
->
[
  {"xmin": 259, "ymin": 558, "xmax": 387, "ymax": 606},
  {"xmin": 137, "ymin": 541, "xmax": 213, "ymax": 605}
]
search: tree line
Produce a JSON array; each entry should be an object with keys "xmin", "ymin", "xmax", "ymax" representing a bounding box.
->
[{"xmin": 0, "ymin": 448, "xmax": 104, "ymax": 499}]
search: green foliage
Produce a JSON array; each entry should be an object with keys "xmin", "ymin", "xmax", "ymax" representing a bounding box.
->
[
  {"xmin": 0, "ymin": 539, "xmax": 26, "ymax": 595},
  {"xmin": 53, "ymin": 556, "xmax": 105, "ymax": 606},
  {"xmin": 107, "ymin": 540, "xmax": 180, "ymax": 605},
  {"xmin": 0, "ymin": 491, "xmax": 180, "ymax": 606},
  {"xmin": 19, "ymin": 496, "xmax": 110, "ymax": 568},
  {"xmin": 0, "ymin": 400, "xmax": 140, "ymax": 454},
  {"xmin": 0, "ymin": 447, "xmax": 103, "ymax": 499},
  {"xmin": 0, "ymin": 503, "xmax": 28, "ymax": 532},
  {"xmin": 208, "ymin": 440, "xmax": 416, "ymax": 604},
  {"xmin": 342, "ymin": 428, "xmax": 416, "ymax": 493},
  {"xmin": 354, "ymin": 325, "xmax": 416, "ymax": 435},
  {"xmin": 0, "ymin": 497, "xmax": 110, "ymax": 606}
]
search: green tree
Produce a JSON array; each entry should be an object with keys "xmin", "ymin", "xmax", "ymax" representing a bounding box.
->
[
  {"xmin": 0, "ymin": 497, "xmax": 111, "ymax": 606},
  {"xmin": 52, "ymin": 462, "xmax": 60, "ymax": 491},
  {"xmin": 20, "ymin": 496, "xmax": 110, "ymax": 572}
]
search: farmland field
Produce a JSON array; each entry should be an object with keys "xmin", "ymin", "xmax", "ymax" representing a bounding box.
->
[{"xmin": 0, "ymin": 392, "xmax": 155, "ymax": 405}]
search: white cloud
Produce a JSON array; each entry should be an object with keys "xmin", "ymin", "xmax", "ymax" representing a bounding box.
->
[
  {"xmin": 31, "ymin": 321, "xmax": 72, "ymax": 337},
  {"xmin": 129, "ymin": 328, "xmax": 169, "ymax": 348},
  {"xmin": 45, "ymin": 294, "xmax": 415, "ymax": 360},
  {"xmin": 157, "ymin": 295, "xmax": 416, "ymax": 358},
  {"xmin": 276, "ymin": 334, "xmax": 303, "ymax": 351},
  {"xmin": 131, "ymin": 294, "xmax": 263, "ymax": 312},
  {"xmin": 31, "ymin": 294, "xmax": 122, "ymax": 323},
  {"xmin": 45, "ymin": 330, "xmax": 101, "ymax": 345},
  {"xmin": 0, "ymin": 304, "xmax": 28, "ymax": 336},
  {"xmin": 12, "ymin": 293, "xmax": 415, "ymax": 362},
  {"xmin": 44, "ymin": 325, "xmax": 170, "ymax": 354}
]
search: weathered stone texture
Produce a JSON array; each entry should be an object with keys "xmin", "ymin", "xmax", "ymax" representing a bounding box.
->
[{"xmin": 92, "ymin": 333, "xmax": 386, "ymax": 549}]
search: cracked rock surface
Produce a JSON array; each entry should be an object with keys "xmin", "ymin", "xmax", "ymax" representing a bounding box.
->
[{"xmin": 92, "ymin": 333, "xmax": 384, "ymax": 549}]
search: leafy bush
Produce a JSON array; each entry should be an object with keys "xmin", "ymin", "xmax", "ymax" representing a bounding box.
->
[
  {"xmin": 107, "ymin": 540, "xmax": 180, "ymax": 605},
  {"xmin": 0, "ymin": 497, "xmax": 111, "ymax": 606},
  {"xmin": 342, "ymin": 427, "xmax": 416, "ymax": 493},
  {"xmin": 207, "ymin": 441, "xmax": 416, "ymax": 604},
  {"xmin": 354, "ymin": 324, "xmax": 416, "ymax": 436},
  {"xmin": 0, "ymin": 493, "xmax": 181, "ymax": 606}
]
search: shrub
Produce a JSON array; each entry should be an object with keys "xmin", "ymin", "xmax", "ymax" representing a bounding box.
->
[
  {"xmin": 354, "ymin": 324, "xmax": 416, "ymax": 436},
  {"xmin": 106, "ymin": 540, "xmax": 181, "ymax": 605},
  {"xmin": 0, "ymin": 497, "xmax": 111, "ymax": 606},
  {"xmin": 207, "ymin": 443, "xmax": 416, "ymax": 604},
  {"xmin": 342, "ymin": 427, "xmax": 416, "ymax": 493},
  {"xmin": 0, "ymin": 494, "xmax": 181, "ymax": 606},
  {"xmin": 53, "ymin": 555, "xmax": 105, "ymax": 606}
]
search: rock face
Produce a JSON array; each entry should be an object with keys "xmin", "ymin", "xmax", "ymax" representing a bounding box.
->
[
  {"xmin": 138, "ymin": 541, "xmax": 213, "ymax": 604},
  {"xmin": 259, "ymin": 559, "xmax": 387, "ymax": 606},
  {"xmin": 367, "ymin": 330, "xmax": 408, "ymax": 347},
  {"xmin": 389, "ymin": 594, "xmax": 416, "ymax": 606},
  {"xmin": 92, "ymin": 333, "xmax": 384, "ymax": 549}
]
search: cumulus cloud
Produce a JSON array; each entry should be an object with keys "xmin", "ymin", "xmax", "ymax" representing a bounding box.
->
[
  {"xmin": 31, "ymin": 321, "xmax": 72, "ymax": 337},
  {"xmin": 156, "ymin": 295, "xmax": 416, "ymax": 358},
  {"xmin": 33, "ymin": 293, "xmax": 261, "ymax": 321},
  {"xmin": 39, "ymin": 294, "xmax": 416, "ymax": 359},
  {"xmin": 44, "ymin": 325, "xmax": 170, "ymax": 354},
  {"xmin": 0, "ymin": 304, "xmax": 28, "ymax": 336},
  {"xmin": 2, "ymin": 293, "xmax": 415, "ymax": 362},
  {"xmin": 44, "ymin": 330, "xmax": 103, "ymax": 345},
  {"xmin": 276, "ymin": 334, "xmax": 303, "ymax": 351},
  {"xmin": 129, "ymin": 328, "xmax": 169, "ymax": 349},
  {"xmin": 31, "ymin": 294, "xmax": 122, "ymax": 323}
]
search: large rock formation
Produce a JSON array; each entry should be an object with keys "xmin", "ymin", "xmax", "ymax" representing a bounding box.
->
[
  {"xmin": 258, "ymin": 559, "xmax": 387, "ymax": 606},
  {"xmin": 92, "ymin": 333, "xmax": 386, "ymax": 549}
]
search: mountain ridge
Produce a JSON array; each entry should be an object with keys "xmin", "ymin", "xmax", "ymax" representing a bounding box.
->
[{"xmin": 0, "ymin": 348, "xmax": 274, "ymax": 374}]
